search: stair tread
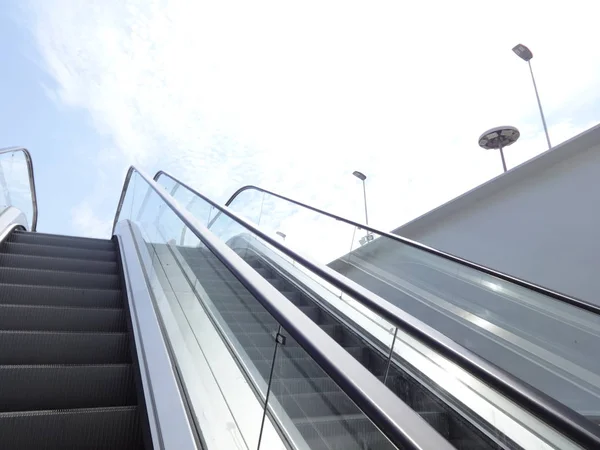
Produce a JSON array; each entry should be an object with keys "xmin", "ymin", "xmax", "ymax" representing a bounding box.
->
[
  {"xmin": 0, "ymin": 405, "xmax": 142, "ymax": 450},
  {"xmin": 0, "ymin": 253, "xmax": 118, "ymax": 274},
  {"xmin": 0, "ymin": 364, "xmax": 135, "ymax": 412},
  {"xmin": 0, "ymin": 330, "xmax": 130, "ymax": 364},
  {"xmin": 0, "ymin": 267, "xmax": 120, "ymax": 289},
  {"xmin": 0, "ymin": 242, "xmax": 116, "ymax": 261},
  {"xmin": 0, "ymin": 283, "xmax": 122, "ymax": 308},
  {"xmin": 0, "ymin": 304, "xmax": 125, "ymax": 332}
]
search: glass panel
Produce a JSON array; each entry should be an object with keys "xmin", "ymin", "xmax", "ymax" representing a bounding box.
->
[
  {"xmin": 224, "ymin": 186, "xmax": 600, "ymax": 421},
  {"xmin": 116, "ymin": 172, "xmax": 405, "ymax": 449},
  {"xmin": 0, "ymin": 149, "xmax": 34, "ymax": 228},
  {"xmin": 263, "ymin": 328, "xmax": 397, "ymax": 450}
]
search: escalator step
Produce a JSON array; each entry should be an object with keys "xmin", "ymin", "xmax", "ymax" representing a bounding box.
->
[
  {"xmin": 8, "ymin": 231, "xmax": 115, "ymax": 251},
  {"xmin": 293, "ymin": 414, "xmax": 395, "ymax": 450},
  {"xmin": 0, "ymin": 283, "xmax": 122, "ymax": 308},
  {"xmin": 0, "ymin": 253, "xmax": 118, "ymax": 274},
  {"xmin": 0, "ymin": 267, "xmax": 120, "ymax": 289},
  {"xmin": 0, "ymin": 304, "xmax": 126, "ymax": 332},
  {"xmin": 0, "ymin": 364, "xmax": 135, "ymax": 412},
  {"xmin": 0, "ymin": 242, "xmax": 117, "ymax": 261},
  {"xmin": 0, "ymin": 405, "xmax": 143, "ymax": 450},
  {"xmin": 275, "ymin": 391, "xmax": 361, "ymax": 418},
  {"xmin": 0, "ymin": 331, "xmax": 130, "ymax": 364}
]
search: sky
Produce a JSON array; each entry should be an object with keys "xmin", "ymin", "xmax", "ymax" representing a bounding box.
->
[{"xmin": 1, "ymin": 0, "xmax": 600, "ymax": 240}]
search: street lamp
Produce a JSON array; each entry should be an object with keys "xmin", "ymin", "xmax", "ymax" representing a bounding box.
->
[
  {"xmin": 478, "ymin": 126, "xmax": 520, "ymax": 172},
  {"xmin": 512, "ymin": 43, "xmax": 551, "ymax": 149},
  {"xmin": 352, "ymin": 171, "xmax": 374, "ymax": 246},
  {"xmin": 276, "ymin": 231, "xmax": 286, "ymax": 241},
  {"xmin": 352, "ymin": 171, "xmax": 369, "ymax": 226}
]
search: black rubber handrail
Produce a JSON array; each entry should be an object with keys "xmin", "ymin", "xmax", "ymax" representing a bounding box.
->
[
  {"xmin": 153, "ymin": 169, "xmax": 600, "ymax": 449},
  {"xmin": 117, "ymin": 167, "xmax": 453, "ymax": 450},
  {"xmin": 219, "ymin": 184, "xmax": 600, "ymax": 316}
]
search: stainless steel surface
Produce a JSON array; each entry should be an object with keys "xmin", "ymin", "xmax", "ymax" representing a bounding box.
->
[
  {"xmin": 0, "ymin": 147, "xmax": 38, "ymax": 231},
  {"xmin": 0, "ymin": 207, "xmax": 28, "ymax": 242},
  {"xmin": 115, "ymin": 166, "xmax": 455, "ymax": 450},
  {"xmin": 114, "ymin": 221, "xmax": 200, "ymax": 450}
]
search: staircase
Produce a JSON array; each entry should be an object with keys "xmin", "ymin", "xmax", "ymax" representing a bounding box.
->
[
  {"xmin": 0, "ymin": 230, "xmax": 144, "ymax": 449},
  {"xmin": 236, "ymin": 250, "xmax": 506, "ymax": 450}
]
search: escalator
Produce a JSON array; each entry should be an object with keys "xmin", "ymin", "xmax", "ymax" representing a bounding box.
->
[
  {"xmin": 0, "ymin": 230, "xmax": 144, "ymax": 449},
  {"xmin": 180, "ymin": 243, "xmax": 503, "ymax": 449}
]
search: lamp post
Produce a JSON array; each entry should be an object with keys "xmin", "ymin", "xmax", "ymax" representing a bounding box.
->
[
  {"xmin": 512, "ymin": 43, "xmax": 551, "ymax": 149},
  {"xmin": 352, "ymin": 171, "xmax": 374, "ymax": 246},
  {"xmin": 276, "ymin": 231, "xmax": 286, "ymax": 242},
  {"xmin": 478, "ymin": 126, "xmax": 521, "ymax": 172}
]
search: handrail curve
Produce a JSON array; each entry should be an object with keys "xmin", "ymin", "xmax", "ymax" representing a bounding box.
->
[{"xmin": 0, "ymin": 147, "xmax": 38, "ymax": 231}]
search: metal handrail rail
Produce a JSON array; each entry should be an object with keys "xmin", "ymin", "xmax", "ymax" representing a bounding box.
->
[
  {"xmin": 218, "ymin": 184, "xmax": 600, "ymax": 315},
  {"xmin": 152, "ymin": 169, "xmax": 600, "ymax": 449},
  {"xmin": 0, "ymin": 147, "xmax": 38, "ymax": 231},
  {"xmin": 115, "ymin": 166, "xmax": 454, "ymax": 450}
]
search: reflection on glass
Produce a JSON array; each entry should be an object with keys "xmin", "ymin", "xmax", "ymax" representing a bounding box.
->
[
  {"xmin": 222, "ymin": 186, "xmax": 600, "ymax": 422},
  {"xmin": 116, "ymin": 172, "xmax": 403, "ymax": 450},
  {"xmin": 0, "ymin": 150, "xmax": 34, "ymax": 228}
]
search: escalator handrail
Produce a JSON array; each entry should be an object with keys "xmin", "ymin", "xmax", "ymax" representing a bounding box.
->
[
  {"xmin": 152, "ymin": 170, "xmax": 600, "ymax": 449},
  {"xmin": 0, "ymin": 147, "xmax": 38, "ymax": 231},
  {"xmin": 217, "ymin": 183, "xmax": 600, "ymax": 316},
  {"xmin": 115, "ymin": 166, "xmax": 454, "ymax": 450}
]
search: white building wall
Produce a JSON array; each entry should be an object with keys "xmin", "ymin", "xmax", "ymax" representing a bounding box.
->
[{"xmin": 393, "ymin": 124, "xmax": 600, "ymax": 304}]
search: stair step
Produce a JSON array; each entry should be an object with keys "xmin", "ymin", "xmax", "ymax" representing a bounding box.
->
[
  {"xmin": 0, "ymin": 283, "xmax": 122, "ymax": 308},
  {"xmin": 0, "ymin": 364, "xmax": 135, "ymax": 412},
  {"xmin": 275, "ymin": 391, "xmax": 361, "ymax": 418},
  {"xmin": 9, "ymin": 231, "xmax": 115, "ymax": 251},
  {"xmin": 0, "ymin": 253, "xmax": 117, "ymax": 274},
  {"xmin": 0, "ymin": 331, "xmax": 130, "ymax": 364},
  {"xmin": 0, "ymin": 267, "xmax": 120, "ymax": 289},
  {"xmin": 0, "ymin": 304, "xmax": 126, "ymax": 332},
  {"xmin": 293, "ymin": 414, "xmax": 395, "ymax": 450},
  {"xmin": 0, "ymin": 406, "xmax": 143, "ymax": 450},
  {"xmin": 0, "ymin": 241, "xmax": 116, "ymax": 261}
]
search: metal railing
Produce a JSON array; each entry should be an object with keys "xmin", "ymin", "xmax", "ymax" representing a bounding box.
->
[
  {"xmin": 0, "ymin": 147, "xmax": 38, "ymax": 231},
  {"xmin": 218, "ymin": 184, "xmax": 600, "ymax": 315},
  {"xmin": 152, "ymin": 169, "xmax": 600, "ymax": 449},
  {"xmin": 115, "ymin": 166, "xmax": 454, "ymax": 450}
]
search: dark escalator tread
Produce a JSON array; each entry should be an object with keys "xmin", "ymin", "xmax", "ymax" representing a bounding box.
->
[
  {"xmin": 0, "ymin": 241, "xmax": 117, "ymax": 261},
  {"xmin": 0, "ymin": 405, "xmax": 143, "ymax": 450},
  {"xmin": 0, "ymin": 331, "xmax": 130, "ymax": 364},
  {"xmin": 0, "ymin": 253, "xmax": 118, "ymax": 274},
  {"xmin": 0, "ymin": 304, "xmax": 126, "ymax": 332},
  {"xmin": 0, "ymin": 283, "xmax": 123, "ymax": 308},
  {"xmin": 275, "ymin": 391, "xmax": 361, "ymax": 418},
  {"xmin": 0, "ymin": 267, "xmax": 120, "ymax": 289},
  {"xmin": 294, "ymin": 415, "xmax": 396, "ymax": 450},
  {"xmin": 8, "ymin": 231, "xmax": 115, "ymax": 251},
  {"xmin": 0, "ymin": 364, "xmax": 135, "ymax": 412}
]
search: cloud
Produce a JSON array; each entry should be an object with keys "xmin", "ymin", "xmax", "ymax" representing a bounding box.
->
[
  {"xmin": 19, "ymin": 0, "xmax": 600, "ymax": 242},
  {"xmin": 70, "ymin": 201, "xmax": 113, "ymax": 238}
]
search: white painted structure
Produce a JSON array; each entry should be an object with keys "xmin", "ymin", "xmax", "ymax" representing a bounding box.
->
[{"xmin": 392, "ymin": 124, "xmax": 600, "ymax": 304}]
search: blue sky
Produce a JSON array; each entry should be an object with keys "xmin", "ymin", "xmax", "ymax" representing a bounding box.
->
[{"xmin": 2, "ymin": 1, "xmax": 600, "ymax": 239}]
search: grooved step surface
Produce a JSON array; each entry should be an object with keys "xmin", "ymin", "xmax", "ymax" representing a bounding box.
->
[
  {"xmin": 0, "ymin": 242, "xmax": 116, "ymax": 261},
  {"xmin": 0, "ymin": 253, "xmax": 118, "ymax": 274},
  {"xmin": 0, "ymin": 230, "xmax": 143, "ymax": 449},
  {"xmin": 0, "ymin": 304, "xmax": 126, "ymax": 332},
  {"xmin": 0, "ymin": 406, "xmax": 143, "ymax": 450},
  {"xmin": 0, "ymin": 283, "xmax": 122, "ymax": 308},
  {"xmin": 0, "ymin": 267, "xmax": 120, "ymax": 289},
  {"xmin": 0, "ymin": 331, "xmax": 130, "ymax": 364},
  {"xmin": 8, "ymin": 231, "xmax": 115, "ymax": 251},
  {"xmin": 0, "ymin": 364, "xmax": 135, "ymax": 412}
]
